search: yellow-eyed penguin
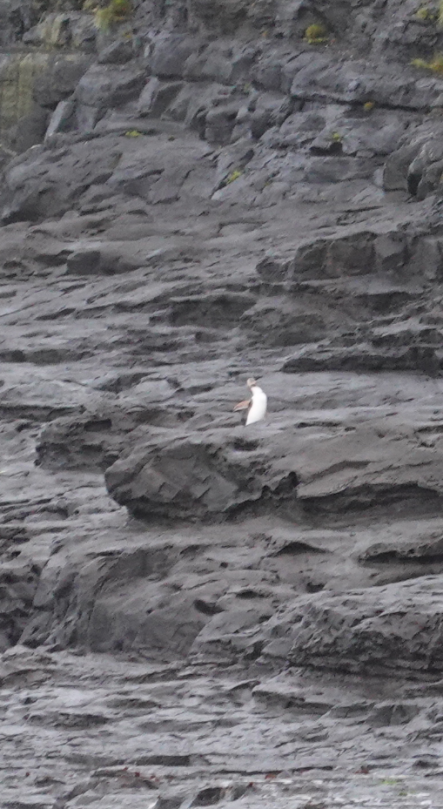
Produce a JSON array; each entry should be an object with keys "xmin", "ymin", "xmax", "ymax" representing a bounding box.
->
[{"xmin": 233, "ymin": 378, "xmax": 267, "ymax": 425}]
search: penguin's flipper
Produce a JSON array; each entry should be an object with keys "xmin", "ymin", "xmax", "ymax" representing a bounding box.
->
[{"xmin": 233, "ymin": 399, "xmax": 251, "ymax": 412}]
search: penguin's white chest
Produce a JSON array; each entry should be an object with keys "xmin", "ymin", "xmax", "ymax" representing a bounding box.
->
[{"xmin": 246, "ymin": 386, "xmax": 267, "ymax": 425}]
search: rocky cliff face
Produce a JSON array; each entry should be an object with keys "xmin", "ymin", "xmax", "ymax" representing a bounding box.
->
[{"xmin": 3, "ymin": 0, "xmax": 443, "ymax": 806}]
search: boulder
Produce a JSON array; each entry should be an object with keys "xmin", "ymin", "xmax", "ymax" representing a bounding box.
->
[
  {"xmin": 150, "ymin": 34, "xmax": 197, "ymax": 79},
  {"xmin": 261, "ymin": 576, "xmax": 443, "ymax": 677},
  {"xmin": 37, "ymin": 409, "xmax": 142, "ymax": 472},
  {"xmin": 384, "ymin": 122, "xmax": 443, "ymax": 197},
  {"xmin": 105, "ymin": 429, "xmax": 299, "ymax": 521},
  {"xmin": 183, "ymin": 41, "xmax": 256, "ymax": 85},
  {"xmin": 33, "ymin": 54, "xmax": 91, "ymax": 108},
  {"xmin": 75, "ymin": 64, "xmax": 146, "ymax": 132},
  {"xmin": 205, "ymin": 101, "xmax": 242, "ymax": 144},
  {"xmin": 75, "ymin": 64, "xmax": 146, "ymax": 110},
  {"xmin": 165, "ymin": 81, "xmax": 234, "ymax": 135}
]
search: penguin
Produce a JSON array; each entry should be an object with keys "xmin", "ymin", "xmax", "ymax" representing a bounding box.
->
[{"xmin": 233, "ymin": 377, "xmax": 267, "ymax": 425}]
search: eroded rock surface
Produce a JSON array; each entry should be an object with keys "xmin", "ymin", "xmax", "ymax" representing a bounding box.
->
[{"xmin": 3, "ymin": 0, "xmax": 443, "ymax": 805}]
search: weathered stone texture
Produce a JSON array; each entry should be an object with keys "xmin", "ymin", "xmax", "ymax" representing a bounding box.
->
[{"xmin": 2, "ymin": 0, "xmax": 443, "ymax": 805}]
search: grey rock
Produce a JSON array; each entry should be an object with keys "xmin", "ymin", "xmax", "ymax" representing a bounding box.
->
[
  {"xmin": 409, "ymin": 141, "xmax": 443, "ymax": 199},
  {"xmin": 383, "ymin": 139, "xmax": 424, "ymax": 192},
  {"xmin": 0, "ymin": 135, "xmax": 122, "ymax": 222},
  {"xmin": 36, "ymin": 396, "xmax": 180, "ymax": 472},
  {"xmin": 66, "ymin": 246, "xmax": 142, "ymax": 276},
  {"xmin": 4, "ymin": 2, "xmax": 443, "ymax": 804},
  {"xmin": 205, "ymin": 101, "xmax": 242, "ymax": 144},
  {"xmin": 22, "ymin": 11, "xmax": 71, "ymax": 47},
  {"xmin": 303, "ymin": 156, "xmax": 376, "ymax": 184},
  {"xmin": 262, "ymin": 105, "xmax": 339, "ymax": 152},
  {"xmin": 66, "ymin": 248, "xmax": 102, "ymax": 276},
  {"xmin": 105, "ymin": 428, "xmax": 299, "ymax": 521},
  {"xmin": 166, "ymin": 82, "xmax": 233, "ymax": 133},
  {"xmin": 183, "ymin": 41, "xmax": 256, "ymax": 85},
  {"xmin": 281, "ymin": 228, "xmax": 377, "ymax": 281},
  {"xmin": 256, "ymin": 253, "xmax": 292, "ymax": 283},
  {"xmin": 249, "ymin": 92, "xmax": 293, "ymax": 140},
  {"xmin": 0, "ymin": 129, "xmax": 213, "ymax": 222},
  {"xmin": 9, "ymin": 101, "xmax": 48, "ymax": 152},
  {"xmin": 138, "ymin": 78, "xmax": 184, "ymax": 118},
  {"xmin": 23, "ymin": 11, "xmax": 96, "ymax": 51},
  {"xmin": 150, "ymin": 34, "xmax": 197, "ymax": 79},
  {"xmin": 262, "ymin": 576, "xmax": 443, "ymax": 677},
  {"xmin": 70, "ymin": 11, "xmax": 97, "ymax": 51},
  {"xmin": 408, "ymin": 235, "xmax": 443, "ymax": 281},
  {"xmin": 75, "ymin": 64, "xmax": 146, "ymax": 110},
  {"xmin": 137, "ymin": 76, "xmax": 161, "ymax": 115},
  {"xmin": 367, "ymin": 702, "xmax": 420, "ymax": 727},
  {"xmin": 384, "ymin": 122, "xmax": 443, "ymax": 197},
  {"xmin": 45, "ymin": 98, "xmax": 76, "ymax": 139},
  {"xmin": 289, "ymin": 56, "xmax": 443, "ymax": 111},
  {"xmin": 213, "ymin": 140, "xmax": 254, "ymax": 188},
  {"xmin": 33, "ymin": 54, "xmax": 91, "ymax": 109},
  {"xmin": 252, "ymin": 54, "xmax": 284, "ymax": 91},
  {"xmin": 75, "ymin": 102, "xmax": 103, "ymax": 132},
  {"xmin": 190, "ymin": 786, "xmax": 224, "ymax": 805},
  {"xmin": 97, "ymin": 38, "xmax": 136, "ymax": 65}
]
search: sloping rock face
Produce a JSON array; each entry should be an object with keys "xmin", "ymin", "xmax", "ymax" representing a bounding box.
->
[
  {"xmin": 259, "ymin": 576, "xmax": 443, "ymax": 676},
  {"xmin": 4, "ymin": 0, "xmax": 443, "ymax": 806}
]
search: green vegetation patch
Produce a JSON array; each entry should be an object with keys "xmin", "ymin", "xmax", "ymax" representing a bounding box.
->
[
  {"xmin": 225, "ymin": 169, "xmax": 243, "ymax": 184},
  {"xmin": 304, "ymin": 23, "xmax": 328, "ymax": 44},
  {"xmin": 95, "ymin": 0, "xmax": 132, "ymax": 30},
  {"xmin": 415, "ymin": 6, "xmax": 435, "ymax": 21},
  {"xmin": 411, "ymin": 53, "xmax": 443, "ymax": 72}
]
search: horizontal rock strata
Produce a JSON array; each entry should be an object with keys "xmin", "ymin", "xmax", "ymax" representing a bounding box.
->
[{"xmin": 2, "ymin": 0, "xmax": 443, "ymax": 804}]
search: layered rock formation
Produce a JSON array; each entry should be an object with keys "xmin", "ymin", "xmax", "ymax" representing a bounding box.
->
[{"xmin": 3, "ymin": 0, "xmax": 443, "ymax": 805}]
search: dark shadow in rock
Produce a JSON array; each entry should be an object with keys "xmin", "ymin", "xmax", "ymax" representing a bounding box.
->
[
  {"xmin": 360, "ymin": 536, "xmax": 443, "ymax": 565},
  {"xmin": 272, "ymin": 540, "xmax": 327, "ymax": 556},
  {"xmin": 169, "ymin": 292, "xmax": 256, "ymax": 328},
  {"xmin": 231, "ymin": 438, "xmax": 260, "ymax": 452},
  {"xmin": 302, "ymin": 483, "xmax": 443, "ymax": 518},
  {"xmin": 194, "ymin": 599, "xmax": 224, "ymax": 615},
  {"xmin": 191, "ymin": 786, "xmax": 224, "ymax": 806}
]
